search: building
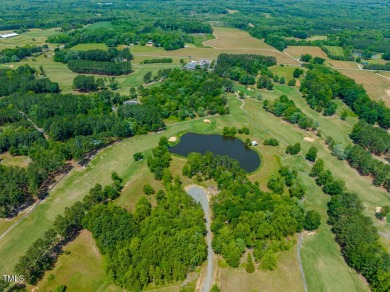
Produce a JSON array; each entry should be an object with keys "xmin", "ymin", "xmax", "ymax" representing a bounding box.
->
[
  {"xmin": 123, "ymin": 100, "xmax": 140, "ymax": 105},
  {"xmin": 0, "ymin": 33, "xmax": 18, "ymax": 39},
  {"xmin": 183, "ymin": 60, "xmax": 211, "ymax": 70},
  {"xmin": 146, "ymin": 40, "xmax": 153, "ymax": 47},
  {"xmin": 251, "ymin": 141, "xmax": 258, "ymax": 146}
]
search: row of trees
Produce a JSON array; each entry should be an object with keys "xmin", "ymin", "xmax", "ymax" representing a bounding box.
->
[
  {"xmin": 300, "ymin": 66, "xmax": 390, "ymax": 129},
  {"xmin": 363, "ymin": 62, "xmax": 390, "ymax": 71},
  {"xmin": 324, "ymin": 136, "xmax": 390, "ymax": 191},
  {"xmin": 67, "ymin": 59, "xmax": 132, "ymax": 75},
  {"xmin": 263, "ymin": 95, "xmax": 319, "ymax": 131},
  {"xmin": 310, "ymin": 160, "xmax": 390, "ymax": 291},
  {"xmin": 182, "ymin": 152, "xmax": 319, "ymax": 269},
  {"xmin": 54, "ymin": 47, "xmax": 133, "ymax": 63},
  {"xmin": 141, "ymin": 58, "xmax": 172, "ymax": 64},
  {"xmin": 15, "ymin": 176, "xmax": 122, "ymax": 284}
]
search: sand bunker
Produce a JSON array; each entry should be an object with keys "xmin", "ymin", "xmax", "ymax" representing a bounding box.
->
[
  {"xmin": 168, "ymin": 136, "xmax": 177, "ymax": 142},
  {"xmin": 203, "ymin": 119, "xmax": 211, "ymax": 124},
  {"xmin": 304, "ymin": 137, "xmax": 314, "ymax": 142}
]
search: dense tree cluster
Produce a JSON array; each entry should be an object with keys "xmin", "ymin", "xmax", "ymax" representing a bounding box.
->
[
  {"xmin": 147, "ymin": 137, "xmax": 171, "ymax": 180},
  {"xmin": 0, "ymin": 45, "xmax": 42, "ymax": 63},
  {"xmin": 214, "ymin": 54, "xmax": 276, "ymax": 85},
  {"xmin": 54, "ymin": 48, "xmax": 133, "ymax": 63},
  {"xmin": 300, "ymin": 66, "xmax": 390, "ymax": 129},
  {"xmin": 285, "ymin": 143, "xmax": 301, "ymax": 155},
  {"xmin": 0, "ymin": 65, "xmax": 59, "ymax": 97},
  {"xmin": 84, "ymin": 181, "xmax": 207, "ymax": 290},
  {"xmin": 15, "ymin": 179, "xmax": 122, "ymax": 284},
  {"xmin": 310, "ymin": 161, "xmax": 390, "ymax": 291},
  {"xmin": 263, "ymin": 95, "xmax": 319, "ymax": 131},
  {"xmin": 350, "ymin": 120, "xmax": 390, "ymax": 156},
  {"xmin": 138, "ymin": 69, "xmax": 230, "ymax": 119},
  {"xmin": 73, "ymin": 75, "xmax": 98, "ymax": 92},
  {"xmin": 182, "ymin": 152, "xmax": 311, "ymax": 269},
  {"xmin": 363, "ymin": 62, "xmax": 390, "ymax": 71},
  {"xmin": 263, "ymin": 138, "xmax": 279, "ymax": 146},
  {"xmin": 67, "ymin": 59, "xmax": 132, "ymax": 75},
  {"xmin": 141, "ymin": 58, "xmax": 172, "ymax": 64}
]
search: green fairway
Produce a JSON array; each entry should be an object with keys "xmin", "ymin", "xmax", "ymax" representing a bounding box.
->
[{"xmin": 324, "ymin": 46, "xmax": 344, "ymax": 57}]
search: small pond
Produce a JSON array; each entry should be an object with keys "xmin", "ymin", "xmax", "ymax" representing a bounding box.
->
[{"xmin": 169, "ymin": 133, "xmax": 261, "ymax": 172}]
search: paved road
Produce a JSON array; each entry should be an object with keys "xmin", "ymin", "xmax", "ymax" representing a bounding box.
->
[
  {"xmin": 298, "ymin": 233, "xmax": 308, "ymax": 292},
  {"xmin": 186, "ymin": 186, "xmax": 213, "ymax": 292}
]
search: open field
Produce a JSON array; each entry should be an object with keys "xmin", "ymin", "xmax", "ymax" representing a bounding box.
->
[
  {"xmin": 269, "ymin": 65, "xmax": 298, "ymax": 81},
  {"xmin": 0, "ymin": 153, "xmax": 31, "ymax": 168},
  {"xmin": 328, "ymin": 60, "xmax": 359, "ymax": 69},
  {"xmin": 285, "ymin": 46, "xmax": 328, "ymax": 60},
  {"xmin": 0, "ymin": 28, "xmax": 60, "ymax": 49},
  {"xmin": 336, "ymin": 69, "xmax": 390, "ymax": 106},
  {"xmin": 35, "ymin": 230, "xmax": 121, "ymax": 292},
  {"xmin": 219, "ymin": 242, "xmax": 303, "ymax": 292},
  {"xmin": 324, "ymin": 46, "xmax": 344, "ymax": 56},
  {"xmin": 190, "ymin": 33, "xmax": 215, "ymax": 48},
  {"xmin": 204, "ymin": 27, "xmax": 275, "ymax": 50},
  {"xmin": 70, "ymin": 43, "xmax": 109, "ymax": 51}
]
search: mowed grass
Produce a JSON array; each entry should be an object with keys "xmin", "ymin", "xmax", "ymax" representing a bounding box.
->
[
  {"xmin": 190, "ymin": 33, "xmax": 215, "ymax": 48},
  {"xmin": 324, "ymin": 46, "xmax": 344, "ymax": 57},
  {"xmin": 336, "ymin": 69, "xmax": 390, "ymax": 106},
  {"xmin": 269, "ymin": 65, "xmax": 298, "ymax": 81},
  {"xmin": 34, "ymin": 230, "xmax": 121, "ymax": 292}
]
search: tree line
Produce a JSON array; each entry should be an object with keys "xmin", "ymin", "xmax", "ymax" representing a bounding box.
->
[
  {"xmin": 0, "ymin": 45, "xmax": 43, "ymax": 63},
  {"xmin": 67, "ymin": 59, "xmax": 132, "ymax": 75},
  {"xmin": 310, "ymin": 159, "xmax": 390, "ymax": 291},
  {"xmin": 53, "ymin": 47, "xmax": 133, "ymax": 63},
  {"xmin": 300, "ymin": 65, "xmax": 390, "ymax": 129}
]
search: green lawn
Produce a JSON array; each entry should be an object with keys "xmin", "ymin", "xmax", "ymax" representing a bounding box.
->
[
  {"xmin": 190, "ymin": 33, "xmax": 215, "ymax": 48},
  {"xmin": 84, "ymin": 21, "xmax": 113, "ymax": 30},
  {"xmin": 70, "ymin": 43, "xmax": 108, "ymax": 51}
]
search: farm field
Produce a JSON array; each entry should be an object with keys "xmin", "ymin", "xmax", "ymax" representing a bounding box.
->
[
  {"xmin": 285, "ymin": 46, "xmax": 328, "ymax": 60},
  {"xmin": 328, "ymin": 60, "xmax": 359, "ymax": 69},
  {"xmin": 336, "ymin": 69, "xmax": 390, "ymax": 107},
  {"xmin": 0, "ymin": 28, "xmax": 60, "ymax": 49}
]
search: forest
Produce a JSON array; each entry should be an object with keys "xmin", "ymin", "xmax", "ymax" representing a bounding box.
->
[
  {"xmin": 0, "ymin": 45, "xmax": 44, "ymax": 63},
  {"xmin": 0, "ymin": 66, "xmax": 229, "ymax": 218}
]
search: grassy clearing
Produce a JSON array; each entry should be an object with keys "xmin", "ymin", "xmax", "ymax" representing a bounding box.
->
[
  {"xmin": 336, "ymin": 69, "xmax": 390, "ymax": 106},
  {"xmin": 219, "ymin": 241, "xmax": 303, "ymax": 292},
  {"xmin": 84, "ymin": 21, "xmax": 113, "ymax": 30},
  {"xmin": 269, "ymin": 65, "xmax": 297, "ymax": 81},
  {"xmin": 0, "ymin": 153, "xmax": 31, "ymax": 168},
  {"xmin": 34, "ymin": 230, "xmax": 120, "ymax": 292},
  {"xmin": 324, "ymin": 46, "xmax": 344, "ymax": 57},
  {"xmin": 285, "ymin": 46, "xmax": 328, "ymax": 59},
  {"xmin": 191, "ymin": 33, "xmax": 215, "ymax": 48},
  {"xmin": 70, "ymin": 43, "xmax": 108, "ymax": 51}
]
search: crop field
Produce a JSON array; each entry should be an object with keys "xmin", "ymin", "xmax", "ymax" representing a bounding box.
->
[
  {"xmin": 336, "ymin": 69, "xmax": 390, "ymax": 106},
  {"xmin": 324, "ymin": 46, "xmax": 344, "ymax": 56},
  {"xmin": 327, "ymin": 60, "xmax": 359, "ymax": 69},
  {"xmin": 285, "ymin": 46, "xmax": 328, "ymax": 59}
]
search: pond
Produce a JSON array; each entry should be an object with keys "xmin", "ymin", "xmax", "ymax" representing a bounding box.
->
[{"xmin": 169, "ymin": 133, "xmax": 261, "ymax": 172}]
